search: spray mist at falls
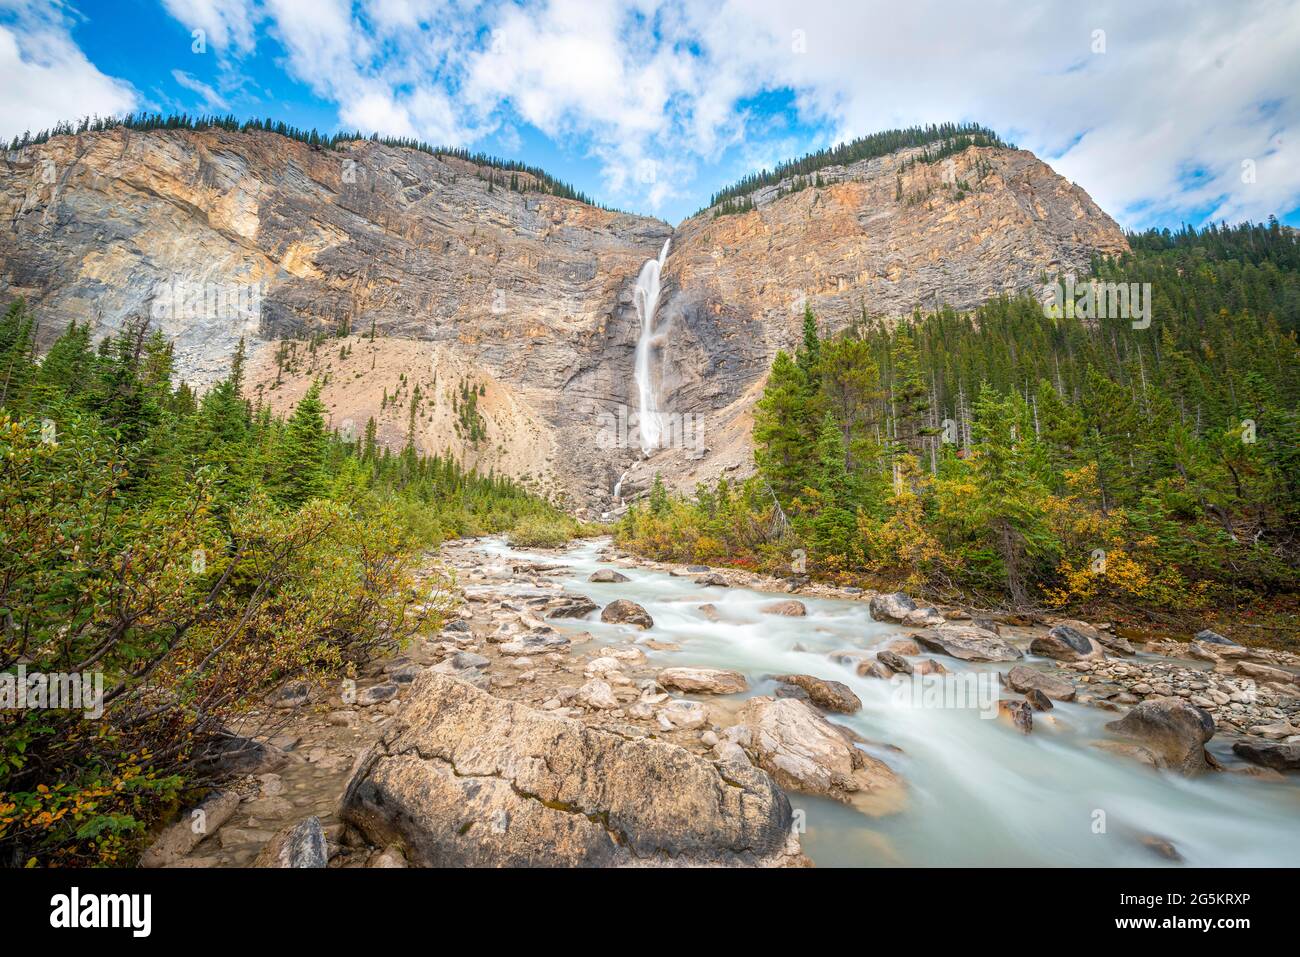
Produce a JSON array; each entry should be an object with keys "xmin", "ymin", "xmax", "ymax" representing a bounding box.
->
[{"xmin": 632, "ymin": 238, "xmax": 671, "ymax": 454}]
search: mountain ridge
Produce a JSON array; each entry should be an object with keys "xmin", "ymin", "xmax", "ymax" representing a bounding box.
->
[{"xmin": 1, "ymin": 121, "xmax": 1127, "ymax": 510}]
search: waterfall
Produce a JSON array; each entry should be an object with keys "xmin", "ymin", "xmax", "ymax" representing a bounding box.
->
[
  {"xmin": 612, "ymin": 466, "xmax": 631, "ymax": 503},
  {"xmin": 632, "ymin": 238, "xmax": 671, "ymax": 454}
]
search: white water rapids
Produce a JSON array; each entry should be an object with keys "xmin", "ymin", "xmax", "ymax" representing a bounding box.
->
[
  {"xmin": 632, "ymin": 238, "xmax": 671, "ymax": 454},
  {"xmin": 481, "ymin": 537, "xmax": 1300, "ymax": 867}
]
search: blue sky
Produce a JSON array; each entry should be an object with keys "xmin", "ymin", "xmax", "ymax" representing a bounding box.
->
[{"xmin": 3, "ymin": 0, "xmax": 1299, "ymax": 227}]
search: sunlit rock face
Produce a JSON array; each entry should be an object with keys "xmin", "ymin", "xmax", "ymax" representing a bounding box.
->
[
  {"xmin": 635, "ymin": 144, "xmax": 1129, "ymax": 500},
  {"xmin": 1, "ymin": 129, "xmax": 1124, "ymax": 510}
]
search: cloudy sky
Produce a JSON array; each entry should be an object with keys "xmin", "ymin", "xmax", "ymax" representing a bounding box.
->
[{"xmin": 3, "ymin": 0, "xmax": 1298, "ymax": 226}]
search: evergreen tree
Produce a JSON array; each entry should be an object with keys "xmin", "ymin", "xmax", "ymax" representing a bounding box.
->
[
  {"xmin": 275, "ymin": 382, "xmax": 329, "ymax": 507},
  {"xmin": 754, "ymin": 350, "xmax": 817, "ymax": 501},
  {"xmin": 966, "ymin": 386, "xmax": 1055, "ymax": 605}
]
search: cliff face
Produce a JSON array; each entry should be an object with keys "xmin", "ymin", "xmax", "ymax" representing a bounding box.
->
[
  {"xmin": 627, "ymin": 144, "xmax": 1129, "ymax": 499},
  {"xmin": 0, "ymin": 128, "xmax": 1126, "ymax": 510},
  {"xmin": 0, "ymin": 126, "xmax": 672, "ymax": 503}
]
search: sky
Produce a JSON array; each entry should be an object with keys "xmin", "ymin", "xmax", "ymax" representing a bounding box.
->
[{"xmin": 2, "ymin": 0, "xmax": 1299, "ymax": 228}]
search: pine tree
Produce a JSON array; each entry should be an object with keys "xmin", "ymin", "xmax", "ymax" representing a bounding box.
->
[
  {"xmin": 0, "ymin": 298, "xmax": 37, "ymax": 410},
  {"xmin": 33, "ymin": 318, "xmax": 94, "ymax": 407},
  {"xmin": 796, "ymin": 305, "xmax": 822, "ymax": 392},
  {"xmin": 275, "ymin": 381, "xmax": 329, "ymax": 507},
  {"xmin": 967, "ymin": 386, "xmax": 1055, "ymax": 605},
  {"xmin": 754, "ymin": 350, "xmax": 817, "ymax": 502},
  {"xmin": 819, "ymin": 335, "xmax": 881, "ymax": 471}
]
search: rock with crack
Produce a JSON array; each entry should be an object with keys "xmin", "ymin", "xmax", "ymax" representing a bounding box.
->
[
  {"xmin": 1051, "ymin": 618, "xmax": 1134, "ymax": 656},
  {"xmin": 913, "ymin": 623, "xmax": 1023, "ymax": 662},
  {"xmin": 338, "ymin": 672, "xmax": 804, "ymax": 866},
  {"xmin": 589, "ymin": 569, "xmax": 631, "ymax": 583},
  {"xmin": 657, "ymin": 667, "xmax": 749, "ymax": 695},
  {"xmin": 732, "ymin": 696, "xmax": 905, "ymax": 816}
]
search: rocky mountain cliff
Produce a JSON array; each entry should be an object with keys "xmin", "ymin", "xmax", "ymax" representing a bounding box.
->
[{"xmin": 1, "ymin": 126, "xmax": 1126, "ymax": 511}]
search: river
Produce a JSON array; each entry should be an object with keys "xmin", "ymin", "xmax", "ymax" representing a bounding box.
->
[{"xmin": 480, "ymin": 537, "xmax": 1300, "ymax": 867}]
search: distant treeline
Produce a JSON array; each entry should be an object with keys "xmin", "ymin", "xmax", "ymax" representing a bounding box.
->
[
  {"xmin": 6, "ymin": 111, "xmax": 610, "ymax": 209},
  {"xmin": 702, "ymin": 122, "xmax": 1009, "ymax": 213}
]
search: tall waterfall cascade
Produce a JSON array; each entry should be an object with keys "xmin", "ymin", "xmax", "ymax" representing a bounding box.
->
[{"xmin": 632, "ymin": 238, "xmax": 671, "ymax": 454}]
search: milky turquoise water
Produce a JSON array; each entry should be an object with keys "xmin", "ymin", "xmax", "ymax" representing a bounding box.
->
[{"xmin": 480, "ymin": 538, "xmax": 1300, "ymax": 867}]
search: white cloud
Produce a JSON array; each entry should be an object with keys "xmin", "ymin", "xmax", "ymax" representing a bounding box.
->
[
  {"xmin": 171, "ymin": 68, "xmax": 230, "ymax": 110},
  {"xmin": 0, "ymin": 1, "xmax": 137, "ymax": 142},
  {"xmin": 147, "ymin": 0, "xmax": 1300, "ymax": 224},
  {"xmin": 160, "ymin": 0, "xmax": 260, "ymax": 54}
]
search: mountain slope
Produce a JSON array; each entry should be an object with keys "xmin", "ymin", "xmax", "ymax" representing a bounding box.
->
[{"xmin": 1, "ymin": 124, "xmax": 1126, "ymax": 510}]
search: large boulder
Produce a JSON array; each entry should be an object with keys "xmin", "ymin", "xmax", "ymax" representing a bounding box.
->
[
  {"xmin": 589, "ymin": 569, "xmax": 631, "ymax": 583},
  {"xmin": 657, "ymin": 668, "xmax": 749, "ymax": 695},
  {"xmin": 1103, "ymin": 697, "xmax": 1216, "ymax": 775},
  {"xmin": 868, "ymin": 592, "xmax": 917, "ymax": 623},
  {"xmin": 771, "ymin": 674, "xmax": 862, "ymax": 714},
  {"xmin": 732, "ymin": 696, "xmax": 904, "ymax": 816},
  {"xmin": 1030, "ymin": 624, "xmax": 1104, "ymax": 661},
  {"xmin": 254, "ymin": 816, "xmax": 328, "ymax": 868},
  {"xmin": 339, "ymin": 672, "xmax": 803, "ymax": 866},
  {"xmin": 913, "ymin": 623, "xmax": 1023, "ymax": 662},
  {"xmin": 1003, "ymin": 665, "xmax": 1077, "ymax": 702},
  {"xmin": 600, "ymin": 599, "xmax": 654, "ymax": 629}
]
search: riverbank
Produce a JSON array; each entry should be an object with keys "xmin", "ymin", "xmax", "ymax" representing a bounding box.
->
[{"xmin": 138, "ymin": 535, "xmax": 1300, "ymax": 868}]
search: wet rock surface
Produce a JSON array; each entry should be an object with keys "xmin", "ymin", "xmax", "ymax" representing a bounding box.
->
[
  {"xmin": 913, "ymin": 623, "xmax": 1024, "ymax": 662},
  {"xmin": 1103, "ymin": 698, "xmax": 1217, "ymax": 775},
  {"xmin": 600, "ymin": 598, "xmax": 655, "ymax": 629},
  {"xmin": 772, "ymin": 674, "xmax": 863, "ymax": 714},
  {"xmin": 731, "ymin": 696, "xmax": 905, "ymax": 816}
]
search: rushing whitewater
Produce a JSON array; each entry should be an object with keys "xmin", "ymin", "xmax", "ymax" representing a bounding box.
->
[{"xmin": 632, "ymin": 238, "xmax": 671, "ymax": 454}]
